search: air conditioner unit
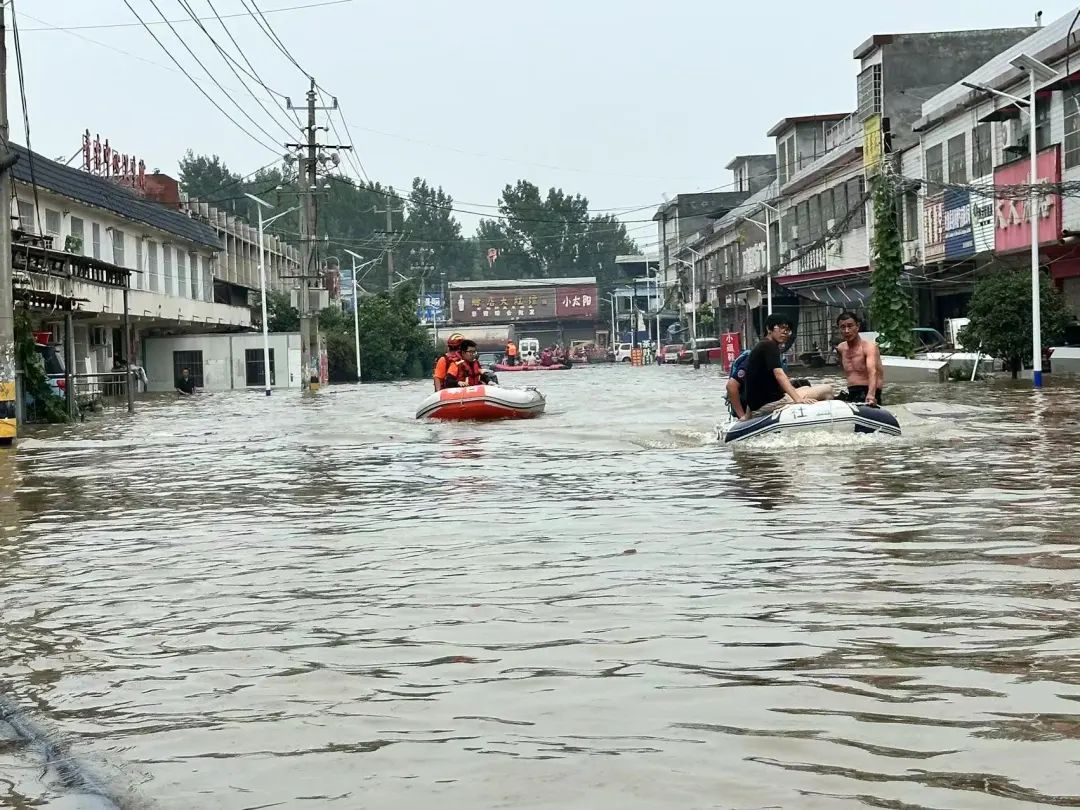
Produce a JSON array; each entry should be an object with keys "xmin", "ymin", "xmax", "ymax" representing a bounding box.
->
[{"xmin": 1001, "ymin": 119, "xmax": 1020, "ymax": 149}]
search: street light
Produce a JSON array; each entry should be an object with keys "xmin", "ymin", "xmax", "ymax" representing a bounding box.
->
[
  {"xmin": 1011, "ymin": 53, "xmax": 1059, "ymax": 388},
  {"xmin": 965, "ymin": 54, "xmax": 1058, "ymax": 387},
  {"xmin": 344, "ymin": 249, "xmax": 380, "ymax": 383},
  {"xmin": 245, "ymin": 193, "xmax": 299, "ymax": 396},
  {"xmin": 675, "ymin": 254, "xmax": 700, "ymax": 370},
  {"xmin": 738, "ymin": 200, "xmax": 779, "ymax": 314},
  {"xmin": 602, "ymin": 293, "xmax": 618, "ymax": 346}
]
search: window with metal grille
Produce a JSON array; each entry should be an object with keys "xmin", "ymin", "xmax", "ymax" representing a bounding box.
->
[
  {"xmin": 925, "ymin": 144, "xmax": 944, "ymax": 187},
  {"xmin": 112, "ymin": 228, "xmax": 125, "ymax": 267},
  {"xmin": 947, "ymin": 134, "xmax": 967, "ymax": 184},
  {"xmin": 971, "ymin": 123, "xmax": 993, "ymax": 178},
  {"xmin": 857, "ymin": 64, "xmax": 882, "ymax": 121},
  {"xmin": 244, "ymin": 348, "xmax": 275, "ymax": 386},
  {"xmin": 172, "ymin": 351, "xmax": 204, "ymax": 388}
]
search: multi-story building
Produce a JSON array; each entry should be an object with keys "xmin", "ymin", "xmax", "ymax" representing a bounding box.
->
[
  {"xmin": 9, "ymin": 145, "xmax": 265, "ymax": 391},
  {"xmin": 913, "ymin": 10, "xmax": 1080, "ymax": 322}
]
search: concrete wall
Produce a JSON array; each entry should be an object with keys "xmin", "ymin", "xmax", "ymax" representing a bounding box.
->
[
  {"xmin": 143, "ymin": 332, "xmax": 302, "ymax": 392},
  {"xmin": 882, "ymin": 28, "xmax": 1037, "ymax": 151}
]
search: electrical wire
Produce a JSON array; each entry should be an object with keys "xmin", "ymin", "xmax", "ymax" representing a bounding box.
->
[
  {"xmin": 174, "ymin": 0, "xmax": 297, "ymax": 141},
  {"xmin": 9, "ymin": 0, "xmax": 44, "ymax": 238},
  {"xmin": 120, "ymin": 0, "xmax": 281, "ymax": 155},
  {"xmin": 22, "ymin": 0, "xmax": 354, "ymax": 32}
]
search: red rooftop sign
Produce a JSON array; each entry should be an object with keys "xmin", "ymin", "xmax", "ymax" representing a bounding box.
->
[
  {"xmin": 994, "ymin": 146, "xmax": 1061, "ymax": 253},
  {"xmin": 82, "ymin": 129, "xmax": 146, "ymax": 191}
]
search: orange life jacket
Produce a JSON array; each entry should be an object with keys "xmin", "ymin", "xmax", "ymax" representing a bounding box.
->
[
  {"xmin": 506, "ymin": 341, "xmax": 518, "ymax": 357},
  {"xmin": 433, "ymin": 351, "xmax": 460, "ymax": 390},
  {"xmin": 445, "ymin": 356, "xmax": 484, "ymax": 386}
]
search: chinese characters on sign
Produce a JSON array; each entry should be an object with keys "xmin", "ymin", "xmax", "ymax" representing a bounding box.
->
[
  {"xmin": 721, "ymin": 332, "xmax": 742, "ymax": 372},
  {"xmin": 943, "ymin": 188, "xmax": 974, "ymax": 259},
  {"xmin": 81, "ymin": 129, "xmax": 146, "ymax": 191},
  {"xmin": 993, "ymin": 146, "xmax": 1062, "ymax": 252},
  {"xmin": 451, "ymin": 284, "xmax": 598, "ymax": 324},
  {"xmin": 863, "ymin": 114, "xmax": 883, "ymax": 177},
  {"xmin": 924, "ymin": 195, "xmax": 946, "ymax": 262}
]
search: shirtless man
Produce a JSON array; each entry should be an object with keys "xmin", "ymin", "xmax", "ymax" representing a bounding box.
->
[{"xmin": 836, "ymin": 311, "xmax": 884, "ymax": 406}]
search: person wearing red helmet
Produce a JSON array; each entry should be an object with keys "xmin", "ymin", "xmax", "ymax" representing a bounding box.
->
[{"xmin": 432, "ymin": 333, "xmax": 464, "ymax": 391}]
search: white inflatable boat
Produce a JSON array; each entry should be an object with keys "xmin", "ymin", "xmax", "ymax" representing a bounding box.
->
[
  {"xmin": 717, "ymin": 399, "xmax": 901, "ymax": 444},
  {"xmin": 415, "ymin": 385, "xmax": 546, "ymax": 420}
]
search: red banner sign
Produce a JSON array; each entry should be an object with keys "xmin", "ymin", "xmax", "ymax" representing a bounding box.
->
[
  {"xmin": 82, "ymin": 129, "xmax": 146, "ymax": 191},
  {"xmin": 721, "ymin": 332, "xmax": 742, "ymax": 371},
  {"xmin": 994, "ymin": 146, "xmax": 1061, "ymax": 253},
  {"xmin": 554, "ymin": 284, "xmax": 598, "ymax": 318}
]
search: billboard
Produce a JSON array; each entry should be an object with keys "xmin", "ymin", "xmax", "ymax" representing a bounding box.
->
[
  {"xmin": 451, "ymin": 283, "xmax": 598, "ymax": 324},
  {"xmin": 924, "ymin": 195, "xmax": 946, "ymax": 262},
  {"xmin": 863, "ymin": 114, "xmax": 883, "ymax": 176},
  {"xmin": 994, "ymin": 146, "xmax": 1062, "ymax": 253},
  {"xmin": 943, "ymin": 188, "xmax": 974, "ymax": 259},
  {"xmin": 417, "ymin": 293, "xmax": 443, "ymax": 324},
  {"xmin": 555, "ymin": 285, "xmax": 598, "ymax": 318},
  {"xmin": 970, "ymin": 174, "xmax": 995, "ymax": 254}
]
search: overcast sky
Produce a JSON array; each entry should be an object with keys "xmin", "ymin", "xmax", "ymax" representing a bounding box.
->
[{"xmin": 14, "ymin": 1, "xmax": 1080, "ymax": 253}]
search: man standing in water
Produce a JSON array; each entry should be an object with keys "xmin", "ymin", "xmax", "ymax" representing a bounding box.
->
[
  {"xmin": 743, "ymin": 314, "xmax": 833, "ymax": 417},
  {"xmin": 836, "ymin": 311, "xmax": 884, "ymax": 406}
]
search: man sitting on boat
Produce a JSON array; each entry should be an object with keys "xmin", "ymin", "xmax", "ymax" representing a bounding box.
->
[
  {"xmin": 441, "ymin": 340, "xmax": 497, "ymax": 388},
  {"xmin": 743, "ymin": 314, "xmax": 833, "ymax": 418},
  {"xmin": 433, "ymin": 333, "xmax": 465, "ymax": 391},
  {"xmin": 834, "ymin": 311, "xmax": 885, "ymax": 406}
]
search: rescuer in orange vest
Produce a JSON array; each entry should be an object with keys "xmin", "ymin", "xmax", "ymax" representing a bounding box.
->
[
  {"xmin": 441, "ymin": 340, "xmax": 496, "ymax": 388},
  {"xmin": 433, "ymin": 333, "xmax": 464, "ymax": 390},
  {"xmin": 504, "ymin": 339, "xmax": 519, "ymax": 366}
]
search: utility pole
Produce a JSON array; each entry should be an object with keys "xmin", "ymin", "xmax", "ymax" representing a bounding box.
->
[
  {"xmin": 375, "ymin": 199, "xmax": 404, "ymax": 291},
  {"xmin": 0, "ymin": 4, "xmax": 17, "ymax": 444},
  {"xmin": 285, "ymin": 78, "xmax": 350, "ymax": 392}
]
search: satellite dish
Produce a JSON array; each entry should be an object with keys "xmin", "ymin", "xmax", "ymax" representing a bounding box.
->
[{"xmin": 745, "ymin": 289, "xmax": 763, "ymax": 309}]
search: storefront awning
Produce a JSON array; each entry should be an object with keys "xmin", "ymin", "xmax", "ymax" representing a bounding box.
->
[{"xmin": 775, "ymin": 267, "xmax": 872, "ymax": 306}]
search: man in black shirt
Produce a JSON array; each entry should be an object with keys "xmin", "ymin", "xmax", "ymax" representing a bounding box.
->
[
  {"xmin": 175, "ymin": 368, "xmax": 196, "ymax": 395},
  {"xmin": 743, "ymin": 313, "xmax": 833, "ymax": 418}
]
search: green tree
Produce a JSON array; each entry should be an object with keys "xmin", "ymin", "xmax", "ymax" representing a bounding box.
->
[
  {"xmin": 178, "ymin": 150, "xmax": 242, "ymax": 205},
  {"xmin": 868, "ymin": 175, "xmax": 916, "ymax": 357},
  {"xmin": 476, "ymin": 180, "xmax": 637, "ymax": 290},
  {"xmin": 267, "ymin": 290, "xmax": 299, "ymax": 332},
  {"xmin": 402, "ymin": 178, "xmax": 475, "ymax": 286},
  {"xmin": 958, "ymin": 268, "xmax": 1072, "ymax": 378}
]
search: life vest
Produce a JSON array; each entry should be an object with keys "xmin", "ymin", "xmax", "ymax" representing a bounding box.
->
[
  {"xmin": 445, "ymin": 356, "xmax": 484, "ymax": 386},
  {"xmin": 506, "ymin": 341, "xmax": 518, "ymax": 357},
  {"xmin": 433, "ymin": 351, "xmax": 460, "ymax": 390}
]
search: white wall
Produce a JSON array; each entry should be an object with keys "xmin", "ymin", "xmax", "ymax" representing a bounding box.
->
[{"xmin": 143, "ymin": 333, "xmax": 302, "ymax": 392}]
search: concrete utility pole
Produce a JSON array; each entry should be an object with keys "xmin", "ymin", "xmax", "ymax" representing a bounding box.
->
[
  {"xmin": 0, "ymin": 4, "xmax": 17, "ymax": 444},
  {"xmin": 375, "ymin": 200, "xmax": 404, "ymax": 291},
  {"xmin": 285, "ymin": 78, "xmax": 350, "ymax": 392}
]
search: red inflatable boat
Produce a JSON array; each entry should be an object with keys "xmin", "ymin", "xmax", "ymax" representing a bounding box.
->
[{"xmin": 415, "ymin": 385, "xmax": 546, "ymax": 420}]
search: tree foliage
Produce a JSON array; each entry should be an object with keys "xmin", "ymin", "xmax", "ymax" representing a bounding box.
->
[
  {"xmin": 267, "ymin": 290, "xmax": 299, "ymax": 333},
  {"xmin": 402, "ymin": 179, "xmax": 476, "ymax": 286},
  {"xmin": 958, "ymin": 268, "xmax": 1071, "ymax": 378},
  {"xmin": 178, "ymin": 151, "xmax": 243, "ymax": 210},
  {"xmin": 868, "ymin": 176, "xmax": 916, "ymax": 358},
  {"xmin": 476, "ymin": 180, "xmax": 637, "ymax": 291},
  {"xmin": 14, "ymin": 309, "xmax": 68, "ymax": 424}
]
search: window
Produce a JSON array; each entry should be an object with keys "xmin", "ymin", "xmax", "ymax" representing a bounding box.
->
[
  {"xmin": 1035, "ymin": 95, "xmax": 1052, "ymax": 151},
  {"xmin": 808, "ymin": 195, "xmax": 822, "ymax": 242},
  {"xmin": 148, "ymin": 241, "xmax": 159, "ymax": 292},
  {"xmin": 833, "ymin": 182, "xmax": 848, "ymax": 226},
  {"xmin": 189, "ymin": 251, "xmax": 199, "ymax": 299},
  {"xmin": 45, "ymin": 209, "xmax": 61, "ymax": 244},
  {"xmin": 846, "ymin": 177, "xmax": 866, "ymax": 228},
  {"xmin": 92, "ymin": 223, "xmax": 102, "ymax": 259},
  {"xmin": 245, "ymin": 348, "xmax": 276, "ymax": 386},
  {"xmin": 972, "ymin": 123, "xmax": 993, "ymax": 178},
  {"xmin": 68, "ymin": 216, "xmax": 84, "ymax": 254},
  {"xmin": 17, "ymin": 200, "xmax": 34, "ymax": 232},
  {"xmin": 163, "ymin": 243, "xmax": 173, "ymax": 293},
  {"xmin": 857, "ymin": 64, "xmax": 882, "ymax": 121},
  {"xmin": 176, "ymin": 249, "xmax": 187, "ymax": 297},
  {"xmin": 947, "ymin": 134, "xmax": 967, "ymax": 184},
  {"xmin": 201, "ymin": 256, "xmax": 212, "ymax": 302},
  {"xmin": 777, "ymin": 135, "xmax": 795, "ymax": 185},
  {"xmin": 172, "ymin": 350, "xmax": 204, "ymax": 388},
  {"xmin": 925, "ymin": 144, "xmax": 944, "ymax": 187},
  {"xmin": 135, "ymin": 238, "xmax": 144, "ymax": 291},
  {"xmin": 112, "ymin": 228, "xmax": 125, "ymax": 267},
  {"xmin": 820, "ymin": 188, "xmax": 835, "ymax": 230},
  {"xmin": 796, "ymin": 202, "xmax": 810, "ymax": 246},
  {"xmin": 1066, "ymin": 87, "xmax": 1080, "ymax": 169},
  {"xmin": 904, "ymin": 191, "xmax": 919, "ymax": 240}
]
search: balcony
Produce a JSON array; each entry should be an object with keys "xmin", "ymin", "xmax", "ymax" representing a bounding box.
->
[{"xmin": 825, "ymin": 113, "xmax": 859, "ymax": 152}]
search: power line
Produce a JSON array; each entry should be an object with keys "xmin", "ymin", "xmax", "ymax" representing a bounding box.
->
[
  {"xmin": 241, "ymin": 0, "xmax": 308, "ymax": 76},
  {"xmin": 21, "ymin": 0, "xmax": 354, "ymax": 32},
  {"xmin": 119, "ymin": 0, "xmax": 281, "ymax": 155},
  {"xmin": 9, "ymin": 0, "xmax": 44, "ymax": 238},
  {"xmin": 174, "ymin": 0, "xmax": 296, "ymax": 142}
]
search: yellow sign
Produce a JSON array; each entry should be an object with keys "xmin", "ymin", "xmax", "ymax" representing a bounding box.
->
[
  {"xmin": 863, "ymin": 114, "xmax": 883, "ymax": 175},
  {"xmin": 0, "ymin": 380, "xmax": 15, "ymax": 444},
  {"xmin": 630, "ymin": 347, "xmax": 644, "ymax": 366}
]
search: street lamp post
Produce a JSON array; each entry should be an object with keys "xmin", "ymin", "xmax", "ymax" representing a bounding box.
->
[
  {"xmin": 677, "ymin": 248, "xmax": 703, "ymax": 369},
  {"xmin": 963, "ymin": 53, "xmax": 1058, "ymax": 388},
  {"xmin": 603, "ymin": 293, "xmax": 618, "ymax": 346},
  {"xmin": 245, "ymin": 194, "xmax": 298, "ymax": 396},
  {"xmin": 344, "ymin": 249, "xmax": 380, "ymax": 383}
]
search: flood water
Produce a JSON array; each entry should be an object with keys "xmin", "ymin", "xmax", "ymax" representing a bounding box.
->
[{"xmin": 3, "ymin": 364, "xmax": 1080, "ymax": 809}]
